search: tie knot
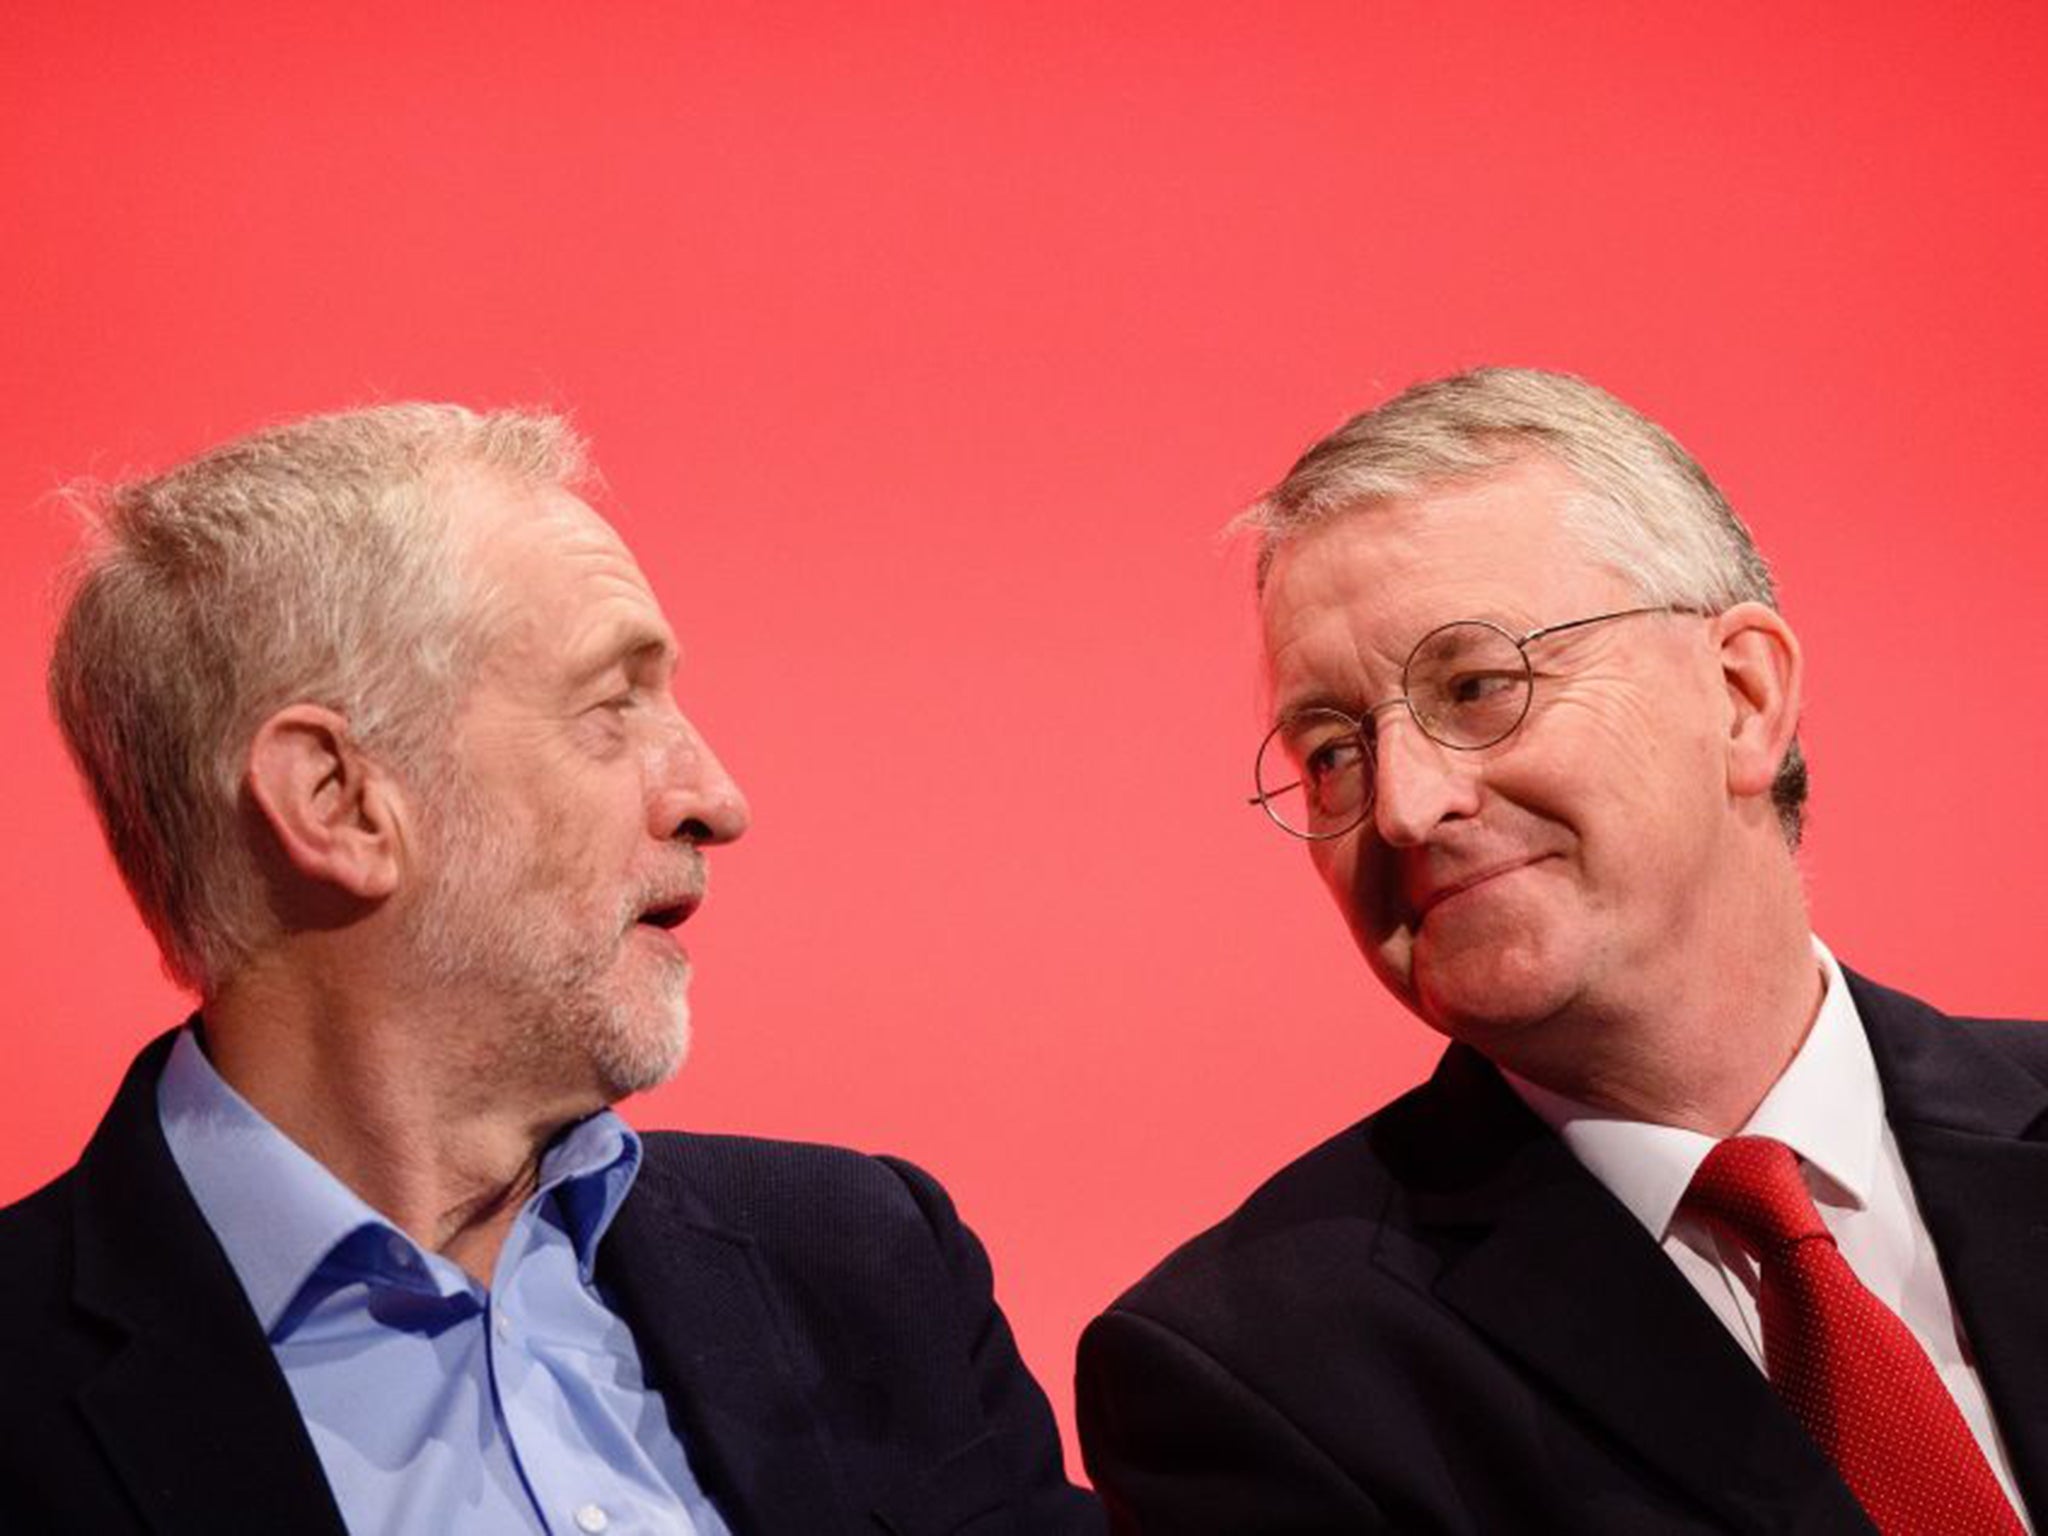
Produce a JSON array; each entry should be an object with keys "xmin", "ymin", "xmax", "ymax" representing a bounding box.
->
[{"xmin": 1682, "ymin": 1135, "xmax": 1830, "ymax": 1254}]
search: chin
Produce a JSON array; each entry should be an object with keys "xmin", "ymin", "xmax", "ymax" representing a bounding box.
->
[
  {"xmin": 1406, "ymin": 929, "xmax": 1586, "ymax": 1048},
  {"xmin": 586, "ymin": 983, "xmax": 693, "ymax": 1101}
]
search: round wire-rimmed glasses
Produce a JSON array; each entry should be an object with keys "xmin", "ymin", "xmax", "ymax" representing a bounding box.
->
[{"xmin": 1250, "ymin": 605, "xmax": 1693, "ymax": 840}]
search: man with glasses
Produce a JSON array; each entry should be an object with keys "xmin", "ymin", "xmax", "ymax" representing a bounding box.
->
[{"xmin": 1077, "ymin": 367, "xmax": 2045, "ymax": 1533}]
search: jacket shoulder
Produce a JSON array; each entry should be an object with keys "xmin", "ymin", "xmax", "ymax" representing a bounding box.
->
[
  {"xmin": 0, "ymin": 1164, "xmax": 85, "ymax": 1333},
  {"xmin": 1847, "ymin": 966, "xmax": 2046, "ymax": 1038},
  {"xmin": 622, "ymin": 1130, "xmax": 988, "ymax": 1306},
  {"xmin": 614, "ymin": 1132, "xmax": 1104, "ymax": 1533},
  {"xmin": 1846, "ymin": 965, "xmax": 2048, "ymax": 1099},
  {"xmin": 632, "ymin": 1129, "xmax": 957, "ymax": 1236},
  {"xmin": 1104, "ymin": 1099, "xmax": 1405, "ymax": 1328},
  {"xmin": 1095, "ymin": 1042, "xmax": 1541, "ymax": 1338},
  {"xmin": 1942, "ymin": 1011, "xmax": 2048, "ymax": 1082}
]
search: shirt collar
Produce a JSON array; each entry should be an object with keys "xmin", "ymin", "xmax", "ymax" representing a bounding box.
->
[
  {"xmin": 1740, "ymin": 937, "xmax": 1880, "ymax": 1211},
  {"xmin": 1505, "ymin": 937, "xmax": 1880, "ymax": 1241},
  {"xmin": 542, "ymin": 1102, "xmax": 643, "ymax": 1279},
  {"xmin": 157, "ymin": 1025, "xmax": 644, "ymax": 1331}
]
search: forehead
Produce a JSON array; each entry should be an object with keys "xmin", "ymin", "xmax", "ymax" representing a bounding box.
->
[
  {"xmin": 453, "ymin": 476, "xmax": 675, "ymax": 677},
  {"xmin": 1259, "ymin": 458, "xmax": 1635, "ymax": 687}
]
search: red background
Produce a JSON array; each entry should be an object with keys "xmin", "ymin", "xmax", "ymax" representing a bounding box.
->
[{"xmin": 4, "ymin": 3, "xmax": 2044, "ymax": 1466}]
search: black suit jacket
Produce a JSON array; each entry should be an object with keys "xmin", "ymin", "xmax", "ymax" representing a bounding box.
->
[
  {"xmin": 1077, "ymin": 971, "xmax": 2048, "ymax": 1533},
  {"xmin": 0, "ymin": 1028, "xmax": 1103, "ymax": 1535}
]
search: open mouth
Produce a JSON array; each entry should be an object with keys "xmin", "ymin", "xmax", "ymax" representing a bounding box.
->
[{"xmin": 635, "ymin": 899, "xmax": 697, "ymax": 932}]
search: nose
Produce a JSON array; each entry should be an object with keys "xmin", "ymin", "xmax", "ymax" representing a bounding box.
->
[
  {"xmin": 1369, "ymin": 712, "xmax": 1480, "ymax": 848},
  {"xmin": 650, "ymin": 713, "xmax": 751, "ymax": 846}
]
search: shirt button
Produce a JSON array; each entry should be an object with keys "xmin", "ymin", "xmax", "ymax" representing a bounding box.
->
[
  {"xmin": 573, "ymin": 1504, "xmax": 609, "ymax": 1533},
  {"xmin": 385, "ymin": 1234, "xmax": 411, "ymax": 1267},
  {"xmin": 492, "ymin": 1309, "xmax": 512, "ymax": 1341}
]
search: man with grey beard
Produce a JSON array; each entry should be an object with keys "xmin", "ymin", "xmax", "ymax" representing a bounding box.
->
[{"xmin": 0, "ymin": 405, "xmax": 1101, "ymax": 1535}]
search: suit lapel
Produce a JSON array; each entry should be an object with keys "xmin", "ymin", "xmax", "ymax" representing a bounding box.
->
[
  {"xmin": 69, "ymin": 1030, "xmax": 349, "ymax": 1536},
  {"xmin": 1386, "ymin": 1048, "xmax": 1872, "ymax": 1533},
  {"xmin": 1856, "ymin": 972, "xmax": 2048, "ymax": 1526},
  {"xmin": 601, "ymin": 1149, "xmax": 853, "ymax": 1536}
]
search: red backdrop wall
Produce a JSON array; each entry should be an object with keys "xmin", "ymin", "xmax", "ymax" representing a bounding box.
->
[{"xmin": 4, "ymin": 2, "xmax": 2044, "ymax": 1466}]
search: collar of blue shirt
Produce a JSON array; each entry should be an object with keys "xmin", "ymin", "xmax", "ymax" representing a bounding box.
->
[{"xmin": 156, "ymin": 1025, "xmax": 642, "ymax": 1336}]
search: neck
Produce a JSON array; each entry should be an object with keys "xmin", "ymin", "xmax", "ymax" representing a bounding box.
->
[{"xmin": 201, "ymin": 952, "xmax": 599, "ymax": 1285}]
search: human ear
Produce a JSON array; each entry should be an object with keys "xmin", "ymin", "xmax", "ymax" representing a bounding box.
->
[
  {"xmin": 244, "ymin": 705, "xmax": 403, "ymax": 899},
  {"xmin": 1712, "ymin": 602, "xmax": 1803, "ymax": 804}
]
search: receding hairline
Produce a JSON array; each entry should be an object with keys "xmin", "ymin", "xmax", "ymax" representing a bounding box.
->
[
  {"xmin": 436, "ymin": 467, "xmax": 675, "ymax": 666},
  {"xmin": 1243, "ymin": 440, "xmax": 1611, "ymax": 591}
]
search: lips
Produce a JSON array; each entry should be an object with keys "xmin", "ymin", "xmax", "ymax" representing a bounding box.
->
[
  {"xmin": 633, "ymin": 877, "xmax": 704, "ymax": 933},
  {"xmin": 636, "ymin": 899, "xmax": 696, "ymax": 931},
  {"xmin": 1407, "ymin": 855, "xmax": 1549, "ymax": 919}
]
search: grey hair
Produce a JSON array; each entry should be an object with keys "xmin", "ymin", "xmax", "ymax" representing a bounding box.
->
[
  {"xmin": 48, "ymin": 403, "xmax": 589, "ymax": 994},
  {"xmin": 1239, "ymin": 366, "xmax": 1808, "ymax": 845}
]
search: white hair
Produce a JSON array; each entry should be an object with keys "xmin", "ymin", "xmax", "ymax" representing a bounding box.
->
[
  {"xmin": 1238, "ymin": 367, "xmax": 1808, "ymax": 844},
  {"xmin": 48, "ymin": 403, "xmax": 589, "ymax": 993}
]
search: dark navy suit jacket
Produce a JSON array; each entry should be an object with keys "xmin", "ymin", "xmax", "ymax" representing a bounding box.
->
[
  {"xmin": 0, "ymin": 1028, "xmax": 1103, "ymax": 1535},
  {"xmin": 1078, "ymin": 971, "xmax": 2048, "ymax": 1534}
]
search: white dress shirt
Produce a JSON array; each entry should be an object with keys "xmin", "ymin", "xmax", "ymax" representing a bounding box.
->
[{"xmin": 1505, "ymin": 939, "xmax": 2031, "ymax": 1527}]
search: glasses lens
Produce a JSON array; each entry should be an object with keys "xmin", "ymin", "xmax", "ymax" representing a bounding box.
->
[
  {"xmin": 1405, "ymin": 621, "xmax": 1532, "ymax": 749},
  {"xmin": 1255, "ymin": 709, "xmax": 1371, "ymax": 837}
]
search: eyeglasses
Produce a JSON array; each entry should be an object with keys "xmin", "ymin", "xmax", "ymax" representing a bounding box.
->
[{"xmin": 1251, "ymin": 606, "xmax": 1693, "ymax": 840}]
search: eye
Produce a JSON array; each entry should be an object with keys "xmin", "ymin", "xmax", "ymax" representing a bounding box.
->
[
  {"xmin": 1299, "ymin": 731, "xmax": 1365, "ymax": 787},
  {"xmin": 580, "ymin": 693, "xmax": 638, "ymax": 743},
  {"xmin": 1442, "ymin": 669, "xmax": 1522, "ymax": 707}
]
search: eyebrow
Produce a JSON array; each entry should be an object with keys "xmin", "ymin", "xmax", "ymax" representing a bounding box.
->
[
  {"xmin": 1269, "ymin": 690, "xmax": 1376, "ymax": 731},
  {"xmin": 566, "ymin": 626, "xmax": 678, "ymax": 690}
]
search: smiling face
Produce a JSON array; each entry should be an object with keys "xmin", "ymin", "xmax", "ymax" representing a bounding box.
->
[
  {"xmin": 1260, "ymin": 456, "xmax": 1738, "ymax": 1061},
  {"xmin": 400, "ymin": 476, "xmax": 750, "ymax": 1104}
]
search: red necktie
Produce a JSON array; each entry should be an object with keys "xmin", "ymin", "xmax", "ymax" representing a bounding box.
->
[{"xmin": 1681, "ymin": 1136, "xmax": 2025, "ymax": 1535}]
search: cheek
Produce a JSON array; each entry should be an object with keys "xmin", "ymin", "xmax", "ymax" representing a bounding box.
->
[
  {"xmin": 1310, "ymin": 839, "xmax": 1382, "ymax": 941},
  {"xmin": 1519, "ymin": 678, "xmax": 1711, "ymax": 813},
  {"xmin": 1310, "ymin": 840, "xmax": 1422, "ymax": 999},
  {"xmin": 1521, "ymin": 694, "xmax": 1654, "ymax": 787},
  {"xmin": 1538, "ymin": 712, "xmax": 1726, "ymax": 886},
  {"xmin": 520, "ymin": 780, "xmax": 632, "ymax": 892},
  {"xmin": 1309, "ymin": 840, "xmax": 1351, "ymax": 900}
]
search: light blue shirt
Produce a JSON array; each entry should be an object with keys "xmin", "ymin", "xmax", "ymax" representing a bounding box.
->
[{"xmin": 158, "ymin": 1028, "xmax": 732, "ymax": 1536}]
